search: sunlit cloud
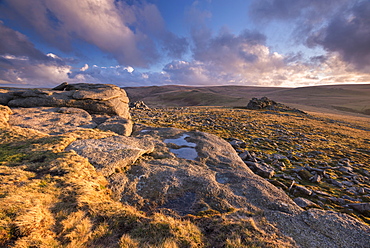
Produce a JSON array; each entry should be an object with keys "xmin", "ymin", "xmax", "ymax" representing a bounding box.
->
[{"xmin": 0, "ymin": 0, "xmax": 369, "ymax": 87}]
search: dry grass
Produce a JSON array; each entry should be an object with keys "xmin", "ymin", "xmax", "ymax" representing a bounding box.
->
[{"xmin": 0, "ymin": 124, "xmax": 206, "ymax": 247}]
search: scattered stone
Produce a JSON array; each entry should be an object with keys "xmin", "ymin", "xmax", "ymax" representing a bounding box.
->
[
  {"xmin": 228, "ymin": 138, "xmax": 247, "ymax": 148},
  {"xmin": 239, "ymin": 150, "xmax": 252, "ymax": 161},
  {"xmin": 328, "ymin": 179, "xmax": 344, "ymax": 188},
  {"xmin": 329, "ymin": 197, "xmax": 346, "ymax": 205},
  {"xmin": 348, "ymin": 203, "xmax": 370, "ymax": 215},
  {"xmin": 309, "ymin": 174, "xmax": 322, "ymax": 183},
  {"xmin": 294, "ymin": 197, "xmax": 320, "ymax": 209},
  {"xmin": 315, "ymin": 190, "xmax": 331, "ymax": 197},
  {"xmin": 267, "ymin": 179, "xmax": 288, "ymax": 190},
  {"xmin": 342, "ymin": 180, "xmax": 354, "ymax": 187},
  {"xmin": 244, "ymin": 161, "xmax": 275, "ymax": 178},
  {"xmin": 342, "ymin": 195, "xmax": 361, "ymax": 202},
  {"xmin": 129, "ymin": 100, "xmax": 150, "ymax": 110},
  {"xmin": 339, "ymin": 166, "xmax": 353, "ymax": 173},
  {"xmin": 97, "ymin": 116, "xmax": 133, "ymax": 136},
  {"xmin": 298, "ymin": 169, "xmax": 314, "ymax": 180},
  {"xmin": 293, "ymin": 185, "xmax": 313, "ymax": 196}
]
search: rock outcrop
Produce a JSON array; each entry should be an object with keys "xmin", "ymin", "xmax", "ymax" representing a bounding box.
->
[
  {"xmin": 3, "ymin": 83, "xmax": 131, "ymax": 118},
  {"xmin": 129, "ymin": 100, "xmax": 150, "ymax": 110},
  {"xmin": 246, "ymin": 96, "xmax": 306, "ymax": 113},
  {"xmin": 2, "ymin": 83, "xmax": 133, "ymax": 136}
]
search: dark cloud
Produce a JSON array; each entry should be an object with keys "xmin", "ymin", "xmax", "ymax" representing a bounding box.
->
[
  {"xmin": 250, "ymin": 0, "xmax": 370, "ymax": 71},
  {"xmin": 308, "ymin": 1, "xmax": 370, "ymax": 71},
  {"xmin": 0, "ymin": 21, "xmax": 48, "ymax": 61},
  {"xmin": 249, "ymin": 0, "xmax": 348, "ymax": 22},
  {"xmin": 162, "ymin": 32, "xmax": 189, "ymax": 58}
]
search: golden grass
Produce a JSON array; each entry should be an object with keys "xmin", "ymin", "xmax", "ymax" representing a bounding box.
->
[{"xmin": 0, "ymin": 123, "xmax": 206, "ymax": 247}]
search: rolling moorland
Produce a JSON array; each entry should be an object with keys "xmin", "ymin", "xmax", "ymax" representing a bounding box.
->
[
  {"xmin": 124, "ymin": 84, "xmax": 370, "ymax": 117},
  {"xmin": 0, "ymin": 83, "xmax": 369, "ymax": 247}
]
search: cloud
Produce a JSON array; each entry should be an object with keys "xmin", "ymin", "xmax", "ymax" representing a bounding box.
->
[
  {"xmin": 307, "ymin": 1, "xmax": 370, "ymax": 71},
  {"xmin": 249, "ymin": 0, "xmax": 370, "ymax": 72},
  {"xmin": 0, "ymin": 22, "xmax": 71, "ymax": 87},
  {"xmin": 0, "ymin": 21, "xmax": 48, "ymax": 61},
  {"xmin": 2, "ymin": 0, "xmax": 188, "ymax": 67}
]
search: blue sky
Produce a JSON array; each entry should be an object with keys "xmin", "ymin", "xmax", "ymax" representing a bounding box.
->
[{"xmin": 0, "ymin": 0, "xmax": 369, "ymax": 88}]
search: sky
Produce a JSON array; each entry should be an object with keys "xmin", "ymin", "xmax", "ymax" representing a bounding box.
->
[{"xmin": 0, "ymin": 0, "xmax": 370, "ymax": 88}]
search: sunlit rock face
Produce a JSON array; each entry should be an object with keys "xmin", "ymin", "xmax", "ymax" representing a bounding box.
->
[
  {"xmin": 3, "ymin": 83, "xmax": 133, "ymax": 136},
  {"xmin": 4, "ymin": 82, "xmax": 131, "ymax": 119}
]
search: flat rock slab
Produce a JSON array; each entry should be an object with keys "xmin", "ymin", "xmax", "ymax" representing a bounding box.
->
[
  {"xmin": 111, "ymin": 125, "xmax": 301, "ymax": 216},
  {"xmin": 66, "ymin": 136, "xmax": 155, "ymax": 177},
  {"xmin": 9, "ymin": 107, "xmax": 97, "ymax": 135}
]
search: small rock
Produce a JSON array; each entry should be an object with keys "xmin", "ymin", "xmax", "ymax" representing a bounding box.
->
[
  {"xmin": 309, "ymin": 174, "xmax": 322, "ymax": 183},
  {"xmin": 348, "ymin": 203, "xmax": 370, "ymax": 215},
  {"xmin": 339, "ymin": 166, "xmax": 353, "ymax": 173},
  {"xmin": 229, "ymin": 139, "xmax": 247, "ymax": 149},
  {"xmin": 342, "ymin": 180, "xmax": 354, "ymax": 187},
  {"xmin": 328, "ymin": 179, "xmax": 344, "ymax": 188},
  {"xmin": 329, "ymin": 197, "xmax": 346, "ymax": 205},
  {"xmin": 342, "ymin": 195, "xmax": 361, "ymax": 202},
  {"xmin": 314, "ymin": 190, "xmax": 331, "ymax": 197},
  {"xmin": 293, "ymin": 185, "xmax": 312, "ymax": 196},
  {"xmin": 294, "ymin": 197, "xmax": 320, "ymax": 208},
  {"xmin": 298, "ymin": 169, "xmax": 314, "ymax": 180},
  {"xmin": 245, "ymin": 161, "xmax": 275, "ymax": 179},
  {"xmin": 239, "ymin": 151, "xmax": 252, "ymax": 161},
  {"xmin": 267, "ymin": 179, "xmax": 288, "ymax": 190}
]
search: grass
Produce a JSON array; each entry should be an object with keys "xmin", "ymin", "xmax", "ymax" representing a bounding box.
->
[{"xmin": 0, "ymin": 126, "xmax": 206, "ymax": 247}]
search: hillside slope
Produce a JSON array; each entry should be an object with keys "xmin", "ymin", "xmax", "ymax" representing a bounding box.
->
[{"xmin": 124, "ymin": 84, "xmax": 370, "ymax": 117}]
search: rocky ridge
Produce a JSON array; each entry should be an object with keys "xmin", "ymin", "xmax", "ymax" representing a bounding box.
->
[{"xmin": 0, "ymin": 83, "xmax": 369, "ymax": 247}]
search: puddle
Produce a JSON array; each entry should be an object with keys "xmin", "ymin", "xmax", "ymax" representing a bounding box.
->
[
  {"xmin": 164, "ymin": 134, "xmax": 198, "ymax": 160},
  {"xmin": 164, "ymin": 134, "xmax": 196, "ymax": 147},
  {"xmin": 170, "ymin": 147, "xmax": 198, "ymax": 160}
]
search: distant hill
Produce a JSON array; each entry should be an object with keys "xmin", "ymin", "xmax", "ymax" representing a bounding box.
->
[{"xmin": 124, "ymin": 84, "xmax": 370, "ymax": 116}]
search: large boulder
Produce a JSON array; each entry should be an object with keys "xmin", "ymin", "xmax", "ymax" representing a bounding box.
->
[
  {"xmin": 108, "ymin": 126, "xmax": 301, "ymax": 215},
  {"xmin": 6, "ymin": 83, "xmax": 131, "ymax": 118}
]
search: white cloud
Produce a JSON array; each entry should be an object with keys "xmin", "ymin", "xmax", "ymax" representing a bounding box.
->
[
  {"xmin": 124, "ymin": 66, "xmax": 134, "ymax": 73},
  {"xmin": 80, "ymin": 64, "xmax": 89, "ymax": 72}
]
